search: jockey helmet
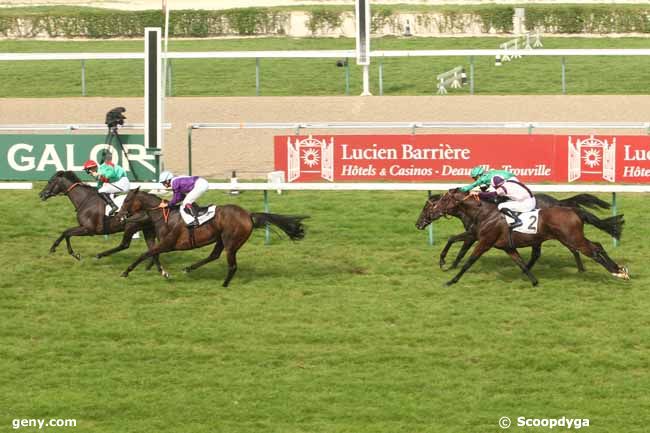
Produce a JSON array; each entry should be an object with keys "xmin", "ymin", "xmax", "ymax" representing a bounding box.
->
[
  {"xmin": 470, "ymin": 166, "xmax": 485, "ymax": 179},
  {"xmin": 83, "ymin": 160, "xmax": 98, "ymax": 171},
  {"xmin": 159, "ymin": 171, "xmax": 173, "ymax": 184},
  {"xmin": 492, "ymin": 175, "xmax": 505, "ymax": 188}
]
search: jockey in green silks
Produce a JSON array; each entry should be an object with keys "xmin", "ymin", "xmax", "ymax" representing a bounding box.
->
[{"xmin": 459, "ymin": 166, "xmax": 517, "ymax": 193}]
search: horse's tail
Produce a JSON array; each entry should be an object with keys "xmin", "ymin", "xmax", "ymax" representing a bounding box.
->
[
  {"xmin": 250, "ymin": 213, "xmax": 308, "ymax": 240},
  {"xmin": 575, "ymin": 208, "xmax": 624, "ymax": 241},
  {"xmin": 559, "ymin": 193, "xmax": 611, "ymax": 210}
]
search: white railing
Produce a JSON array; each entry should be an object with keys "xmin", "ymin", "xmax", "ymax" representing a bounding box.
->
[
  {"xmin": 0, "ymin": 123, "xmax": 172, "ymax": 131},
  {"xmin": 5, "ymin": 48, "xmax": 650, "ymax": 62},
  {"xmin": 189, "ymin": 121, "xmax": 650, "ymax": 131}
]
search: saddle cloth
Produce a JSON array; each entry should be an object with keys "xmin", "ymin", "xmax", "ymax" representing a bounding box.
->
[
  {"xmin": 505, "ymin": 209, "xmax": 540, "ymax": 234},
  {"xmin": 105, "ymin": 194, "xmax": 127, "ymax": 216},
  {"xmin": 181, "ymin": 205, "xmax": 217, "ymax": 227}
]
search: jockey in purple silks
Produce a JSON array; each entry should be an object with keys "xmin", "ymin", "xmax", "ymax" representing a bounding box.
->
[
  {"xmin": 158, "ymin": 171, "xmax": 209, "ymax": 227},
  {"xmin": 472, "ymin": 175, "xmax": 536, "ymax": 229}
]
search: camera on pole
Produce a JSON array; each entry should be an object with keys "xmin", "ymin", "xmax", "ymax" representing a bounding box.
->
[{"xmin": 102, "ymin": 107, "xmax": 138, "ymax": 180}]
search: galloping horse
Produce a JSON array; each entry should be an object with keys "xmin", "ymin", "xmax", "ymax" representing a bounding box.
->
[
  {"xmin": 418, "ymin": 192, "xmax": 623, "ymax": 271},
  {"xmin": 118, "ymin": 188, "xmax": 307, "ymax": 287},
  {"xmin": 417, "ymin": 189, "xmax": 629, "ymax": 286},
  {"xmin": 39, "ymin": 171, "xmax": 166, "ymax": 275}
]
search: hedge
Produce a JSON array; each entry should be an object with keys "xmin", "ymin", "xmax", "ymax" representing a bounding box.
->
[
  {"xmin": 1, "ymin": 5, "xmax": 650, "ymax": 38},
  {"xmin": 525, "ymin": 5, "xmax": 650, "ymax": 34}
]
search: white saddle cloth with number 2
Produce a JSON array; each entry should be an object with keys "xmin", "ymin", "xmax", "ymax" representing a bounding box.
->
[{"xmin": 505, "ymin": 209, "xmax": 540, "ymax": 234}]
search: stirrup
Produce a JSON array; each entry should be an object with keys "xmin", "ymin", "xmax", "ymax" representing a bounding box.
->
[{"xmin": 509, "ymin": 220, "xmax": 522, "ymax": 229}]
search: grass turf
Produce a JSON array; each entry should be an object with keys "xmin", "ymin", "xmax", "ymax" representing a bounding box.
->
[
  {"xmin": 0, "ymin": 187, "xmax": 649, "ymax": 432},
  {"xmin": 1, "ymin": 37, "xmax": 649, "ymax": 97}
]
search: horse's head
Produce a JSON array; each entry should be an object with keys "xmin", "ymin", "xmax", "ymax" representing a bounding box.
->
[
  {"xmin": 118, "ymin": 187, "xmax": 145, "ymax": 222},
  {"xmin": 39, "ymin": 171, "xmax": 80, "ymax": 201},
  {"xmin": 415, "ymin": 193, "xmax": 441, "ymax": 229},
  {"xmin": 416, "ymin": 189, "xmax": 468, "ymax": 229}
]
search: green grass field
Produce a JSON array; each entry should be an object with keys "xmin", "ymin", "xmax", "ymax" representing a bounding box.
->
[
  {"xmin": 1, "ymin": 36, "xmax": 650, "ymax": 97},
  {"xmin": 1, "ymin": 186, "xmax": 649, "ymax": 432}
]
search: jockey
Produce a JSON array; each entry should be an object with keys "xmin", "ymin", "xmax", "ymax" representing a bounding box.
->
[
  {"xmin": 158, "ymin": 171, "xmax": 209, "ymax": 227},
  {"xmin": 83, "ymin": 159, "xmax": 130, "ymax": 216},
  {"xmin": 474, "ymin": 175, "xmax": 536, "ymax": 229},
  {"xmin": 459, "ymin": 166, "xmax": 517, "ymax": 193}
]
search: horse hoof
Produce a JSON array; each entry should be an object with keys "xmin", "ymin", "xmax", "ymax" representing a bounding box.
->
[
  {"xmin": 161, "ymin": 271, "xmax": 170, "ymax": 279},
  {"xmin": 72, "ymin": 253, "xmax": 81, "ymax": 261},
  {"xmin": 49, "ymin": 248, "xmax": 56, "ymax": 254},
  {"xmin": 445, "ymin": 280, "xmax": 455, "ymax": 287},
  {"xmin": 121, "ymin": 272, "xmax": 129, "ymax": 278},
  {"xmin": 95, "ymin": 254, "xmax": 102, "ymax": 260},
  {"xmin": 439, "ymin": 260, "xmax": 445, "ymax": 269},
  {"xmin": 182, "ymin": 267, "xmax": 191, "ymax": 274}
]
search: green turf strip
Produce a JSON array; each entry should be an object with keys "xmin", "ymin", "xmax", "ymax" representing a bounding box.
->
[{"xmin": 1, "ymin": 37, "xmax": 649, "ymax": 97}]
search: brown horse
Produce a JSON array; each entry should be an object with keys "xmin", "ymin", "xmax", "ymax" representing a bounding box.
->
[
  {"xmin": 117, "ymin": 188, "xmax": 307, "ymax": 287},
  {"xmin": 417, "ymin": 189, "xmax": 629, "ymax": 286},
  {"xmin": 39, "ymin": 171, "xmax": 166, "ymax": 276},
  {"xmin": 418, "ymin": 192, "xmax": 624, "ymax": 272}
]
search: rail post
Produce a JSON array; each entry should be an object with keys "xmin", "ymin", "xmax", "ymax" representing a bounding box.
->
[
  {"xmin": 187, "ymin": 125, "xmax": 193, "ymax": 175},
  {"xmin": 612, "ymin": 192, "xmax": 618, "ymax": 247},
  {"xmin": 427, "ymin": 190, "xmax": 434, "ymax": 246},
  {"xmin": 264, "ymin": 189, "xmax": 271, "ymax": 245}
]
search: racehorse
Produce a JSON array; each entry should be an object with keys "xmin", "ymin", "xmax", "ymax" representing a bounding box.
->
[
  {"xmin": 39, "ymin": 171, "xmax": 167, "ymax": 276},
  {"xmin": 117, "ymin": 188, "xmax": 307, "ymax": 287},
  {"xmin": 416, "ymin": 189, "xmax": 629, "ymax": 286},
  {"xmin": 418, "ymin": 193, "xmax": 623, "ymax": 271}
]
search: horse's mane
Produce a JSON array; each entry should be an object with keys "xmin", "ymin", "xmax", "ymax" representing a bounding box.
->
[
  {"xmin": 53, "ymin": 170, "xmax": 83, "ymax": 184},
  {"xmin": 130, "ymin": 189, "xmax": 163, "ymax": 207}
]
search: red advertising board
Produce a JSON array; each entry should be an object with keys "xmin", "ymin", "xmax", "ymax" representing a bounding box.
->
[{"xmin": 274, "ymin": 134, "xmax": 650, "ymax": 183}]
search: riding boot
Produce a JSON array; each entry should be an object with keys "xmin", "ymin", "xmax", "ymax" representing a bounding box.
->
[
  {"xmin": 185, "ymin": 203, "xmax": 200, "ymax": 227},
  {"xmin": 500, "ymin": 207, "xmax": 522, "ymax": 229},
  {"xmin": 100, "ymin": 192, "xmax": 118, "ymax": 216}
]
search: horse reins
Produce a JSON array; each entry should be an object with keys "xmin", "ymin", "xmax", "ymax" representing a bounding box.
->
[{"xmin": 146, "ymin": 204, "xmax": 170, "ymax": 223}]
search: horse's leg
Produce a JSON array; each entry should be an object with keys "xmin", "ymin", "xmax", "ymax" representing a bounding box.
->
[
  {"xmin": 526, "ymin": 244, "xmax": 542, "ymax": 270},
  {"xmin": 183, "ymin": 238, "xmax": 224, "ymax": 273},
  {"xmin": 559, "ymin": 237, "xmax": 626, "ymax": 278},
  {"xmin": 505, "ymin": 248, "xmax": 539, "ymax": 286},
  {"xmin": 450, "ymin": 238, "xmax": 476, "ymax": 270},
  {"xmin": 222, "ymin": 249, "xmax": 239, "ymax": 287},
  {"xmin": 95, "ymin": 224, "xmax": 138, "ymax": 259},
  {"xmin": 141, "ymin": 226, "xmax": 168, "ymax": 277},
  {"xmin": 121, "ymin": 239, "xmax": 174, "ymax": 278},
  {"xmin": 439, "ymin": 231, "xmax": 472, "ymax": 269},
  {"xmin": 446, "ymin": 241, "xmax": 492, "ymax": 286},
  {"xmin": 221, "ymin": 226, "xmax": 253, "ymax": 287},
  {"xmin": 572, "ymin": 250, "xmax": 586, "ymax": 272},
  {"xmin": 50, "ymin": 226, "xmax": 91, "ymax": 260}
]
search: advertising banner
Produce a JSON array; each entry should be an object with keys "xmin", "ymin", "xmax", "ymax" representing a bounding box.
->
[
  {"xmin": 274, "ymin": 133, "xmax": 650, "ymax": 183},
  {"xmin": 0, "ymin": 134, "xmax": 156, "ymax": 181}
]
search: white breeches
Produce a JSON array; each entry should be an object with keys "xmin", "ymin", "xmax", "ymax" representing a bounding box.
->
[
  {"xmin": 98, "ymin": 176, "xmax": 130, "ymax": 195},
  {"xmin": 498, "ymin": 197, "xmax": 536, "ymax": 213},
  {"xmin": 182, "ymin": 177, "xmax": 209, "ymax": 206}
]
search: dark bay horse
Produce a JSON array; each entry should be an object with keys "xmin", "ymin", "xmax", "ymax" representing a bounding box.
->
[
  {"xmin": 39, "ymin": 171, "xmax": 166, "ymax": 276},
  {"xmin": 118, "ymin": 188, "xmax": 307, "ymax": 287},
  {"xmin": 418, "ymin": 192, "xmax": 623, "ymax": 271},
  {"xmin": 417, "ymin": 189, "xmax": 629, "ymax": 286}
]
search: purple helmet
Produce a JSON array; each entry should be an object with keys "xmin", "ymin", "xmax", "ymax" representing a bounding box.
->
[{"xmin": 492, "ymin": 175, "xmax": 505, "ymax": 188}]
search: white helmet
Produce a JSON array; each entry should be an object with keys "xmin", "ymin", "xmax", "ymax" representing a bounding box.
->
[{"xmin": 159, "ymin": 171, "xmax": 173, "ymax": 184}]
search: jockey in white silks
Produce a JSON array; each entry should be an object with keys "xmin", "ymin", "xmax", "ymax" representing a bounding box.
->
[{"xmin": 473, "ymin": 175, "xmax": 536, "ymax": 228}]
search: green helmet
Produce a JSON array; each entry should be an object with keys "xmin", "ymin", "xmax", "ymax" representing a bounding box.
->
[{"xmin": 470, "ymin": 166, "xmax": 486, "ymax": 179}]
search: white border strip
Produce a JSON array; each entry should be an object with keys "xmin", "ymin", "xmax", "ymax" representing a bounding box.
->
[{"xmin": 0, "ymin": 183, "xmax": 33, "ymax": 190}]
